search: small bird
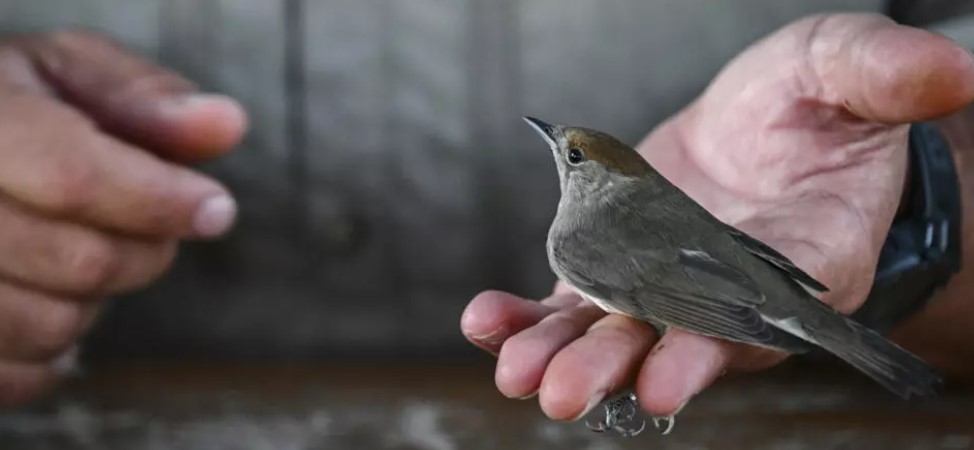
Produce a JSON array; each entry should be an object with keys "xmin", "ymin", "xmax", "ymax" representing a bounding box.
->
[{"xmin": 523, "ymin": 116, "xmax": 942, "ymax": 430}]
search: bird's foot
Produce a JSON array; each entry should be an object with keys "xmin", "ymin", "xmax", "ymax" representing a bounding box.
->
[{"xmin": 584, "ymin": 391, "xmax": 646, "ymax": 438}]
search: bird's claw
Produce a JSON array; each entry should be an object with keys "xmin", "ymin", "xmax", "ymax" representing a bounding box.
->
[
  {"xmin": 583, "ymin": 391, "xmax": 647, "ymax": 438},
  {"xmin": 652, "ymin": 415, "xmax": 676, "ymax": 435}
]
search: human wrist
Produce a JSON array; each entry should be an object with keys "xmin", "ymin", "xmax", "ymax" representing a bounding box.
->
[
  {"xmin": 934, "ymin": 107, "xmax": 974, "ymax": 247},
  {"xmin": 884, "ymin": 111, "xmax": 974, "ymax": 377},
  {"xmin": 853, "ymin": 122, "xmax": 962, "ymax": 333}
]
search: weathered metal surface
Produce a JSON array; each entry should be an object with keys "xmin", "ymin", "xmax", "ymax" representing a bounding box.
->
[{"xmin": 1, "ymin": 361, "xmax": 973, "ymax": 449}]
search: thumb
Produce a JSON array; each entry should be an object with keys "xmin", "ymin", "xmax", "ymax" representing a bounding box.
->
[
  {"xmin": 809, "ymin": 14, "xmax": 974, "ymax": 123},
  {"xmin": 20, "ymin": 31, "xmax": 247, "ymax": 162}
]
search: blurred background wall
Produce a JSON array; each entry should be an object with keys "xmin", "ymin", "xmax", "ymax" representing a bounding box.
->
[{"xmin": 0, "ymin": 0, "xmax": 954, "ymax": 361}]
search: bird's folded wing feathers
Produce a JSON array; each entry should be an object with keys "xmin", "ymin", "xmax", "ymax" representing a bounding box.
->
[
  {"xmin": 553, "ymin": 224, "xmax": 819, "ymax": 347},
  {"xmin": 644, "ymin": 250, "xmax": 789, "ymax": 345},
  {"xmin": 629, "ymin": 286, "xmax": 783, "ymax": 345},
  {"xmin": 559, "ymin": 246, "xmax": 791, "ymax": 346},
  {"xmin": 677, "ymin": 249, "xmax": 765, "ymax": 304},
  {"xmin": 722, "ymin": 225, "xmax": 829, "ymax": 293}
]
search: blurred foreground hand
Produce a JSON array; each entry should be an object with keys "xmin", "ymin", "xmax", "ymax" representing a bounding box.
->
[{"xmin": 0, "ymin": 31, "xmax": 247, "ymax": 405}]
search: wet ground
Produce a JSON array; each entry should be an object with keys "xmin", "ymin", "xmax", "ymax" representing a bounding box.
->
[{"xmin": 1, "ymin": 359, "xmax": 972, "ymax": 449}]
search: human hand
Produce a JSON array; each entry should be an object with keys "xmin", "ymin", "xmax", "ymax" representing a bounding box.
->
[
  {"xmin": 0, "ymin": 31, "xmax": 247, "ymax": 405},
  {"xmin": 461, "ymin": 13, "xmax": 974, "ymax": 421}
]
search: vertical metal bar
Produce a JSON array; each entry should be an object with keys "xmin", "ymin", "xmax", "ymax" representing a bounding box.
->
[{"xmin": 284, "ymin": 0, "xmax": 310, "ymax": 256}]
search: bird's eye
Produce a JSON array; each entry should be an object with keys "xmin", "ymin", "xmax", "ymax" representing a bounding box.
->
[{"xmin": 567, "ymin": 148, "xmax": 586, "ymax": 165}]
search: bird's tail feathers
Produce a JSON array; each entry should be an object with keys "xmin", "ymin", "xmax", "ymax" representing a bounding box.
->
[{"xmin": 811, "ymin": 314, "xmax": 942, "ymax": 400}]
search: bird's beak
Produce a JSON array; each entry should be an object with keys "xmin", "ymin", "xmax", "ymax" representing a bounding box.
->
[{"xmin": 523, "ymin": 116, "xmax": 558, "ymax": 148}]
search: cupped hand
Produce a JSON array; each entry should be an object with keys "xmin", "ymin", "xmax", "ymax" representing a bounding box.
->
[
  {"xmin": 461, "ymin": 13, "xmax": 974, "ymax": 420},
  {"xmin": 0, "ymin": 31, "xmax": 247, "ymax": 405}
]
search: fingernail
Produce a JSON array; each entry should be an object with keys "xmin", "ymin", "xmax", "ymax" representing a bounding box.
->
[
  {"xmin": 572, "ymin": 389, "xmax": 607, "ymax": 421},
  {"xmin": 194, "ymin": 195, "xmax": 237, "ymax": 237},
  {"xmin": 470, "ymin": 329, "xmax": 504, "ymax": 347},
  {"xmin": 158, "ymin": 93, "xmax": 247, "ymax": 125},
  {"xmin": 164, "ymin": 93, "xmax": 238, "ymax": 110},
  {"xmin": 516, "ymin": 390, "xmax": 538, "ymax": 400}
]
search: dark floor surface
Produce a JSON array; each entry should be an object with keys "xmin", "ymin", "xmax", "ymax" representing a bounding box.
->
[{"xmin": 1, "ymin": 359, "xmax": 972, "ymax": 449}]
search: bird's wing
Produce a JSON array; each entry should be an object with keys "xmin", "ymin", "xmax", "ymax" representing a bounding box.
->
[
  {"xmin": 553, "ymin": 239, "xmax": 799, "ymax": 348},
  {"xmin": 675, "ymin": 249, "xmax": 765, "ymax": 303},
  {"xmin": 721, "ymin": 225, "xmax": 829, "ymax": 293},
  {"xmin": 631, "ymin": 283, "xmax": 784, "ymax": 346},
  {"xmin": 565, "ymin": 259, "xmax": 793, "ymax": 347}
]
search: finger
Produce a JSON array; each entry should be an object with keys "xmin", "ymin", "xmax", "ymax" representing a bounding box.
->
[
  {"xmin": 538, "ymin": 314, "xmax": 657, "ymax": 421},
  {"xmin": 552, "ymin": 281, "xmax": 578, "ymax": 296},
  {"xmin": 634, "ymin": 330, "xmax": 788, "ymax": 417},
  {"xmin": 0, "ymin": 282, "xmax": 98, "ymax": 361},
  {"xmin": 461, "ymin": 290, "xmax": 556, "ymax": 355},
  {"xmin": 0, "ymin": 360, "xmax": 57, "ymax": 406},
  {"xmin": 805, "ymin": 14, "xmax": 974, "ymax": 123},
  {"xmin": 20, "ymin": 31, "xmax": 247, "ymax": 161},
  {"xmin": 0, "ymin": 195, "xmax": 177, "ymax": 295},
  {"xmin": 494, "ymin": 304, "xmax": 606, "ymax": 399},
  {"xmin": 0, "ymin": 96, "xmax": 236, "ymax": 238},
  {"xmin": 541, "ymin": 291, "xmax": 587, "ymax": 309},
  {"xmin": 635, "ymin": 330, "xmax": 732, "ymax": 417}
]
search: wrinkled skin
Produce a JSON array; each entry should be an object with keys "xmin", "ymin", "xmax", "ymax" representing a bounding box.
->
[
  {"xmin": 461, "ymin": 13, "xmax": 974, "ymax": 420},
  {"xmin": 0, "ymin": 32, "xmax": 246, "ymax": 405}
]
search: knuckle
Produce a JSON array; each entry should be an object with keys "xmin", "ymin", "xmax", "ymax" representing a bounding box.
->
[
  {"xmin": 62, "ymin": 233, "xmax": 118, "ymax": 292},
  {"xmin": 109, "ymin": 66, "xmax": 194, "ymax": 102},
  {"xmin": 543, "ymin": 309, "xmax": 592, "ymax": 330},
  {"xmin": 39, "ymin": 29, "xmax": 193, "ymax": 100},
  {"xmin": 589, "ymin": 315, "xmax": 655, "ymax": 344},
  {"xmin": 43, "ymin": 29, "xmax": 115, "ymax": 51},
  {"xmin": 129, "ymin": 172, "xmax": 190, "ymax": 232},
  {"xmin": 40, "ymin": 152, "xmax": 97, "ymax": 216},
  {"xmin": 0, "ymin": 92, "xmax": 90, "ymax": 131}
]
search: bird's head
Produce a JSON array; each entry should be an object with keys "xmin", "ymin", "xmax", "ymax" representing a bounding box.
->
[{"xmin": 523, "ymin": 116, "xmax": 655, "ymax": 198}]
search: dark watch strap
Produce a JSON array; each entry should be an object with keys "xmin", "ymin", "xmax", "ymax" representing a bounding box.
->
[{"xmin": 851, "ymin": 122, "xmax": 963, "ymax": 333}]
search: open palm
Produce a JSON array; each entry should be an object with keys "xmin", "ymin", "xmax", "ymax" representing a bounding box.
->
[{"xmin": 461, "ymin": 13, "xmax": 974, "ymax": 421}]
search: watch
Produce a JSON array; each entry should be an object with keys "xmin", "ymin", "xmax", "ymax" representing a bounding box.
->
[{"xmin": 851, "ymin": 122, "xmax": 963, "ymax": 333}]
